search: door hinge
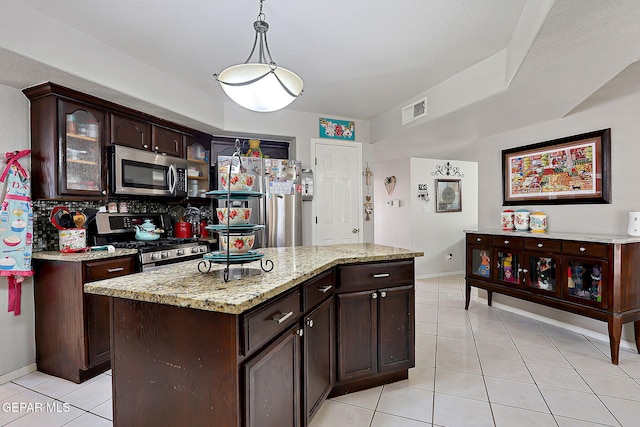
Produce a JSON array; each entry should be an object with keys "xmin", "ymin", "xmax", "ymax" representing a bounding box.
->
[
  {"xmin": 315, "ymin": 216, "xmax": 318, "ymax": 224},
  {"xmin": 315, "ymin": 157, "xmax": 317, "ymax": 165}
]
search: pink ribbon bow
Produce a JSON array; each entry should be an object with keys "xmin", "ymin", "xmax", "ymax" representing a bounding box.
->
[{"xmin": 1, "ymin": 150, "xmax": 31, "ymax": 183}]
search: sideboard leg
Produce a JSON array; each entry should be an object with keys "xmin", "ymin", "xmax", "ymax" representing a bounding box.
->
[
  {"xmin": 487, "ymin": 290, "xmax": 493, "ymax": 307},
  {"xmin": 608, "ymin": 316, "xmax": 622, "ymax": 365},
  {"xmin": 634, "ymin": 321, "xmax": 640, "ymax": 354},
  {"xmin": 465, "ymin": 283, "xmax": 471, "ymax": 310}
]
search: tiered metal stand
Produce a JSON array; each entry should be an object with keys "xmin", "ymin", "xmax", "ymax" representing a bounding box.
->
[{"xmin": 197, "ymin": 140, "xmax": 273, "ymax": 281}]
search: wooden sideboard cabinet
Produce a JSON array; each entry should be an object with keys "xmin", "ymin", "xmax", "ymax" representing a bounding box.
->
[
  {"xmin": 465, "ymin": 231, "xmax": 640, "ymax": 364},
  {"xmin": 33, "ymin": 256, "xmax": 136, "ymax": 383}
]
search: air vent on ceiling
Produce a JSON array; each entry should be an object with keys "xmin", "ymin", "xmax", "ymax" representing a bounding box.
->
[{"xmin": 402, "ymin": 98, "xmax": 427, "ymax": 125}]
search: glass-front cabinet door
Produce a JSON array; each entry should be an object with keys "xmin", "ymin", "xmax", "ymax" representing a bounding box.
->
[
  {"xmin": 563, "ymin": 257, "xmax": 608, "ymax": 308},
  {"xmin": 60, "ymin": 100, "xmax": 106, "ymax": 197},
  {"xmin": 525, "ymin": 253, "xmax": 559, "ymax": 296},
  {"xmin": 467, "ymin": 234, "xmax": 494, "ymax": 281},
  {"xmin": 495, "ymin": 249, "xmax": 521, "ymax": 287}
]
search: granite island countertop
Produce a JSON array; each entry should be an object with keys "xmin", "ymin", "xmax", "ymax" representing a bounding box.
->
[{"xmin": 84, "ymin": 243, "xmax": 423, "ymax": 314}]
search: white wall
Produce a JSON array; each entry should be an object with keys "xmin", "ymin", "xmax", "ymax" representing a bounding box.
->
[
  {"xmin": 0, "ymin": 85, "xmax": 35, "ymax": 381},
  {"xmin": 409, "ymin": 158, "xmax": 478, "ymax": 278},
  {"xmin": 373, "ymin": 158, "xmax": 412, "ymax": 249}
]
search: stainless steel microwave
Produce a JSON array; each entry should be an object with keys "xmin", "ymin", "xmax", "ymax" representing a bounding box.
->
[{"xmin": 109, "ymin": 145, "xmax": 188, "ymax": 197}]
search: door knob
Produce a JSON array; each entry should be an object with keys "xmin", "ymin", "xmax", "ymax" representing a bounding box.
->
[{"xmin": 352, "ymin": 228, "xmax": 359, "ymax": 233}]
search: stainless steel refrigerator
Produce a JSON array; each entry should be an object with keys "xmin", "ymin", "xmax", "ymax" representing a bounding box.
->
[{"xmin": 218, "ymin": 156, "xmax": 302, "ymax": 248}]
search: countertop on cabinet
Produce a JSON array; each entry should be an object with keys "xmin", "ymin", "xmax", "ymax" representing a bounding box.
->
[
  {"xmin": 84, "ymin": 243, "xmax": 423, "ymax": 315},
  {"xmin": 465, "ymin": 229, "xmax": 640, "ymax": 244},
  {"xmin": 33, "ymin": 248, "xmax": 139, "ymax": 262}
]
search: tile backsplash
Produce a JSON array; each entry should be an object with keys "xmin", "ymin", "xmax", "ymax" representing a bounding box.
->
[{"xmin": 32, "ymin": 200, "xmax": 211, "ymax": 251}]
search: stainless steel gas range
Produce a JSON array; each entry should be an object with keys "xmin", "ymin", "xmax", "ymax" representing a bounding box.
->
[{"xmin": 91, "ymin": 212, "xmax": 210, "ymax": 271}]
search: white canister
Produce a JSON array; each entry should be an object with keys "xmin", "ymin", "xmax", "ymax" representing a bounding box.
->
[
  {"xmin": 529, "ymin": 211, "xmax": 547, "ymax": 233},
  {"xmin": 514, "ymin": 209, "xmax": 531, "ymax": 231},
  {"xmin": 501, "ymin": 209, "xmax": 515, "ymax": 231},
  {"xmin": 59, "ymin": 229, "xmax": 87, "ymax": 252},
  {"xmin": 628, "ymin": 212, "xmax": 640, "ymax": 236}
]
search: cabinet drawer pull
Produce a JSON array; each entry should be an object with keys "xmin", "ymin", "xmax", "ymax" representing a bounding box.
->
[
  {"xmin": 372, "ymin": 273, "xmax": 390, "ymax": 278},
  {"xmin": 107, "ymin": 267, "xmax": 125, "ymax": 273},
  {"xmin": 504, "ymin": 240, "xmax": 509, "ymax": 245},
  {"xmin": 272, "ymin": 311, "xmax": 294, "ymax": 324},
  {"xmin": 318, "ymin": 285, "xmax": 332, "ymax": 293},
  {"xmin": 371, "ymin": 293, "xmax": 378, "ymax": 299},
  {"xmin": 580, "ymin": 247, "xmax": 586, "ymax": 252},
  {"xmin": 537, "ymin": 243, "xmax": 543, "ymax": 248},
  {"xmin": 380, "ymin": 291, "xmax": 387, "ymax": 298}
]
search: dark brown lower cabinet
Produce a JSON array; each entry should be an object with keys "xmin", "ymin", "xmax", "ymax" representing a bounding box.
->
[
  {"xmin": 244, "ymin": 325, "xmax": 301, "ymax": 427},
  {"xmin": 33, "ymin": 256, "xmax": 135, "ymax": 383},
  {"xmin": 303, "ymin": 298, "xmax": 335, "ymax": 425},
  {"xmin": 333, "ymin": 261, "xmax": 416, "ymax": 396}
]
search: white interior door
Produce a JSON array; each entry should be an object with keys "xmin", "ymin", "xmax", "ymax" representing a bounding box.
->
[{"xmin": 312, "ymin": 139, "xmax": 363, "ymax": 245}]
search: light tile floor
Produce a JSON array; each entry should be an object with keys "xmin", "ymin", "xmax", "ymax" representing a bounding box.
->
[{"xmin": 2, "ymin": 275, "xmax": 640, "ymax": 426}]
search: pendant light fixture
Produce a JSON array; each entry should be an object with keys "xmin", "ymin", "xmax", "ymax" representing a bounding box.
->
[{"xmin": 214, "ymin": 0, "xmax": 303, "ymax": 112}]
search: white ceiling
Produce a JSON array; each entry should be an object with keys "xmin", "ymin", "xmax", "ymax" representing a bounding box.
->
[{"xmin": 2, "ymin": 0, "xmax": 640, "ymax": 151}]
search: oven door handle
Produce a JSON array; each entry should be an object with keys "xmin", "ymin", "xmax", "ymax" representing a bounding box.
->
[{"xmin": 168, "ymin": 164, "xmax": 177, "ymax": 195}]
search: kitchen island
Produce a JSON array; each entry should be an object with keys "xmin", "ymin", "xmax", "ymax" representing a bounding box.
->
[{"xmin": 85, "ymin": 243, "xmax": 422, "ymax": 427}]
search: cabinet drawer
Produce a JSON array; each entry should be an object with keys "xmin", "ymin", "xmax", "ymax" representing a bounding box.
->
[
  {"xmin": 524, "ymin": 238, "xmax": 562, "ymax": 253},
  {"xmin": 492, "ymin": 236, "xmax": 523, "ymax": 249},
  {"xmin": 563, "ymin": 241, "xmax": 609, "ymax": 258},
  {"xmin": 84, "ymin": 257, "xmax": 135, "ymax": 282},
  {"xmin": 244, "ymin": 289, "xmax": 301, "ymax": 355},
  {"xmin": 467, "ymin": 234, "xmax": 492, "ymax": 245},
  {"xmin": 303, "ymin": 269, "xmax": 335, "ymax": 312},
  {"xmin": 338, "ymin": 260, "xmax": 414, "ymax": 292}
]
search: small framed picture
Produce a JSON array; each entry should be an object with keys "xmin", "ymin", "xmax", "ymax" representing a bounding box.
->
[{"xmin": 436, "ymin": 179, "xmax": 462, "ymax": 213}]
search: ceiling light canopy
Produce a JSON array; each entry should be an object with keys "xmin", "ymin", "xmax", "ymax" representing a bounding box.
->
[{"xmin": 214, "ymin": 0, "xmax": 303, "ymax": 112}]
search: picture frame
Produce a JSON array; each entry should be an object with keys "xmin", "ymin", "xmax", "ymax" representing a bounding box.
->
[
  {"xmin": 502, "ymin": 129, "xmax": 611, "ymax": 205},
  {"xmin": 436, "ymin": 179, "xmax": 462, "ymax": 212}
]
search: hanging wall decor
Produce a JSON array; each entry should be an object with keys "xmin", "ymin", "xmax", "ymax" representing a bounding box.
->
[
  {"xmin": 431, "ymin": 161, "xmax": 464, "ymax": 177},
  {"xmin": 435, "ymin": 179, "xmax": 462, "ymax": 213},
  {"xmin": 384, "ymin": 176, "xmax": 396, "ymax": 196},
  {"xmin": 502, "ymin": 128, "xmax": 611, "ymax": 205},
  {"xmin": 319, "ymin": 118, "xmax": 355, "ymax": 140}
]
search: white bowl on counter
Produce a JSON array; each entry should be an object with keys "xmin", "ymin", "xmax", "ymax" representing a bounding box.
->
[
  {"xmin": 216, "ymin": 207, "xmax": 252, "ymax": 225},
  {"xmin": 220, "ymin": 173, "xmax": 255, "ymax": 191},
  {"xmin": 220, "ymin": 234, "xmax": 255, "ymax": 254}
]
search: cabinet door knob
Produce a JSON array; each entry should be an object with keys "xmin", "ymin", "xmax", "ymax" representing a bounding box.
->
[
  {"xmin": 272, "ymin": 311, "xmax": 294, "ymax": 324},
  {"xmin": 143, "ymin": 144, "xmax": 148, "ymax": 149},
  {"xmin": 296, "ymin": 329, "xmax": 304, "ymax": 337},
  {"xmin": 102, "ymin": 190, "xmax": 107, "ymax": 195},
  {"xmin": 537, "ymin": 243, "xmax": 543, "ymax": 248},
  {"xmin": 522, "ymin": 269, "xmax": 529, "ymax": 273},
  {"xmin": 306, "ymin": 319, "xmax": 314, "ymax": 328},
  {"xmin": 380, "ymin": 291, "xmax": 387, "ymax": 298},
  {"xmin": 476, "ymin": 237, "xmax": 482, "ymax": 242},
  {"xmin": 371, "ymin": 293, "xmax": 378, "ymax": 299},
  {"xmin": 504, "ymin": 240, "xmax": 510, "ymax": 245},
  {"xmin": 580, "ymin": 247, "xmax": 586, "ymax": 252}
]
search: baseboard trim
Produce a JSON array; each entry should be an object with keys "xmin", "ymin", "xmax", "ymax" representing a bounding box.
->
[
  {"xmin": 0, "ymin": 363, "xmax": 37, "ymax": 385},
  {"xmin": 416, "ymin": 270, "xmax": 465, "ymax": 280}
]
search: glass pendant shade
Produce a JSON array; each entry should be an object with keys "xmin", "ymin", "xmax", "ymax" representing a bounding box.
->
[{"xmin": 218, "ymin": 63, "xmax": 303, "ymax": 112}]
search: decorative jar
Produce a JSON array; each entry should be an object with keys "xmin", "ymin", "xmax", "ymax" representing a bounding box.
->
[
  {"xmin": 501, "ymin": 209, "xmax": 515, "ymax": 231},
  {"xmin": 514, "ymin": 209, "xmax": 531, "ymax": 231},
  {"xmin": 529, "ymin": 211, "xmax": 547, "ymax": 233}
]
